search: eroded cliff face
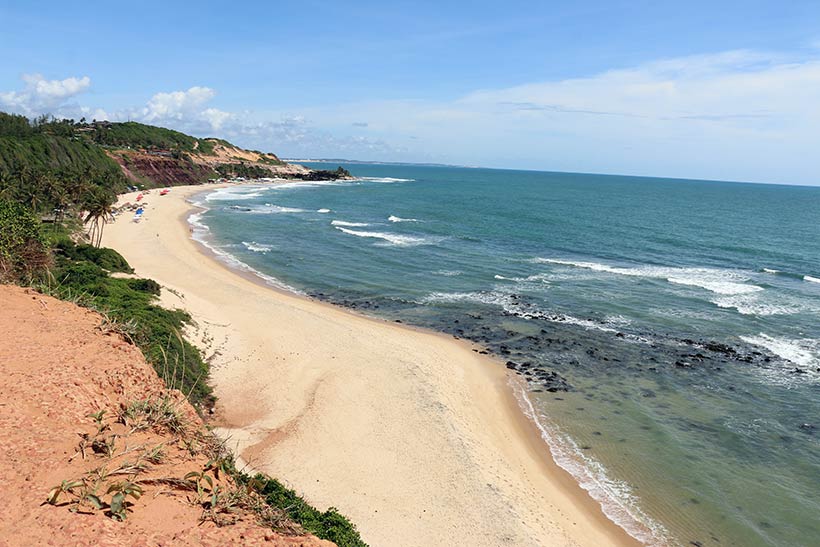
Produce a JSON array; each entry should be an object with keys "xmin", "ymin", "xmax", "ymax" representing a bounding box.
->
[
  {"xmin": 108, "ymin": 144, "xmax": 312, "ymax": 188},
  {"xmin": 0, "ymin": 285, "xmax": 334, "ymax": 547}
]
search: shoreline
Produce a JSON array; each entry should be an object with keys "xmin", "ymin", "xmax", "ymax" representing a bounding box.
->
[{"xmin": 103, "ymin": 183, "xmax": 643, "ymax": 547}]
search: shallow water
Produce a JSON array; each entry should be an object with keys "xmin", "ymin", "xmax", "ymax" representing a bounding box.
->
[{"xmin": 192, "ymin": 165, "xmax": 820, "ymax": 547}]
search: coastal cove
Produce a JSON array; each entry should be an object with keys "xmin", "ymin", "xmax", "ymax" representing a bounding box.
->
[
  {"xmin": 102, "ymin": 183, "xmax": 640, "ymax": 547},
  {"xmin": 170, "ymin": 165, "xmax": 820, "ymax": 547}
]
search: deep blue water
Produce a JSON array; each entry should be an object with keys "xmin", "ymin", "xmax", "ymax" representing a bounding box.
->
[{"xmin": 191, "ymin": 165, "xmax": 820, "ymax": 547}]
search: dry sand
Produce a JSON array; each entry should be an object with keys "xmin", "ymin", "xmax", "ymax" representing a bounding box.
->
[{"xmin": 102, "ymin": 184, "xmax": 641, "ymax": 547}]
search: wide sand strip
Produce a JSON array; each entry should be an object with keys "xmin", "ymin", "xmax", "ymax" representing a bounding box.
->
[{"xmin": 102, "ymin": 185, "xmax": 639, "ymax": 547}]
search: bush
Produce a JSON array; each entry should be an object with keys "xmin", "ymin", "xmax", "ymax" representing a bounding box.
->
[
  {"xmin": 49, "ymin": 241, "xmax": 214, "ymax": 408},
  {"xmin": 0, "ymin": 199, "xmax": 50, "ymax": 282},
  {"xmin": 55, "ymin": 241, "xmax": 133, "ymax": 273},
  {"xmin": 243, "ymin": 474, "xmax": 367, "ymax": 547}
]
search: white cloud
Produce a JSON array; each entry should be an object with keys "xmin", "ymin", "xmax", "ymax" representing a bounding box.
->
[
  {"xmin": 297, "ymin": 49, "xmax": 820, "ymax": 183},
  {"xmin": 0, "ymin": 74, "xmax": 91, "ymax": 115},
  {"xmin": 3, "ymin": 50, "xmax": 819, "ymax": 183}
]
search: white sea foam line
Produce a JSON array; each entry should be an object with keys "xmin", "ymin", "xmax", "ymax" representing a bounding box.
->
[
  {"xmin": 421, "ymin": 290, "xmax": 649, "ymax": 343},
  {"xmin": 267, "ymin": 180, "xmax": 355, "ymax": 191},
  {"xmin": 242, "ymin": 241, "xmax": 274, "ymax": 253},
  {"xmin": 433, "ymin": 269, "xmax": 463, "ymax": 276},
  {"xmin": 494, "ymin": 273, "xmax": 551, "ymax": 284},
  {"xmin": 232, "ymin": 204, "xmax": 306, "ymax": 214},
  {"xmin": 510, "ymin": 379, "xmax": 672, "ymax": 547},
  {"xmin": 357, "ymin": 176, "xmax": 415, "ymax": 183},
  {"xmin": 334, "ymin": 226, "xmax": 440, "ymax": 247},
  {"xmin": 805, "ymin": 275, "xmax": 820, "ymax": 284},
  {"xmin": 536, "ymin": 257, "xmax": 762, "ymax": 296},
  {"xmin": 187, "ymin": 209, "xmax": 302, "ymax": 295},
  {"xmin": 739, "ymin": 334, "xmax": 819, "ymax": 369},
  {"xmin": 331, "ymin": 220, "xmax": 371, "ymax": 227},
  {"xmin": 204, "ymin": 186, "xmax": 269, "ymax": 201},
  {"xmin": 388, "ymin": 215, "xmax": 420, "ymax": 223},
  {"xmin": 317, "ymin": 208, "xmax": 331, "ymax": 213},
  {"xmin": 712, "ymin": 294, "xmax": 803, "ymax": 316}
]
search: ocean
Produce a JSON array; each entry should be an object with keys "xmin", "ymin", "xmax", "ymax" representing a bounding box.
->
[{"xmin": 190, "ymin": 164, "xmax": 820, "ymax": 547}]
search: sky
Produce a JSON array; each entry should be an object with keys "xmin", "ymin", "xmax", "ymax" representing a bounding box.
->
[{"xmin": 1, "ymin": 0, "xmax": 820, "ymax": 185}]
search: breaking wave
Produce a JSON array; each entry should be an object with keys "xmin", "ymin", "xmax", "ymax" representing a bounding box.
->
[
  {"xmin": 334, "ymin": 226, "xmax": 440, "ymax": 247},
  {"xmin": 242, "ymin": 241, "xmax": 274, "ymax": 253},
  {"xmin": 537, "ymin": 258, "xmax": 762, "ymax": 296},
  {"xmin": 358, "ymin": 176, "xmax": 415, "ymax": 183},
  {"xmin": 388, "ymin": 215, "xmax": 420, "ymax": 223},
  {"xmin": 331, "ymin": 220, "xmax": 371, "ymax": 227}
]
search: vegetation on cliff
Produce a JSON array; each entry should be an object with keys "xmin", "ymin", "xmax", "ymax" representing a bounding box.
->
[{"xmin": 0, "ymin": 111, "xmax": 367, "ymax": 547}]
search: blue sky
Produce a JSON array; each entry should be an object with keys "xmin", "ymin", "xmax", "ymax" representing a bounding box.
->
[{"xmin": 1, "ymin": 1, "xmax": 820, "ymax": 185}]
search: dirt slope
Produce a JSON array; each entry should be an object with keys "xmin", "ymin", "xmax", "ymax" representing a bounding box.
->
[{"xmin": 0, "ymin": 285, "xmax": 333, "ymax": 547}]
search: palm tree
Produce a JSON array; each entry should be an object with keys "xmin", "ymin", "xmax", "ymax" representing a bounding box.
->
[{"xmin": 83, "ymin": 186, "xmax": 115, "ymax": 247}]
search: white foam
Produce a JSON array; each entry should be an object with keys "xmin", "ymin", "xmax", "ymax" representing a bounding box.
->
[
  {"xmin": 433, "ymin": 269, "xmax": 462, "ymax": 277},
  {"xmin": 235, "ymin": 204, "xmax": 306, "ymax": 214},
  {"xmin": 512, "ymin": 381, "xmax": 673, "ymax": 547},
  {"xmin": 242, "ymin": 241, "xmax": 274, "ymax": 253},
  {"xmin": 494, "ymin": 273, "xmax": 551, "ymax": 284},
  {"xmin": 204, "ymin": 187, "xmax": 267, "ymax": 201},
  {"xmin": 713, "ymin": 294, "xmax": 801, "ymax": 316},
  {"xmin": 388, "ymin": 215, "xmax": 420, "ymax": 223},
  {"xmin": 740, "ymin": 334, "xmax": 820, "ymax": 370},
  {"xmin": 358, "ymin": 176, "xmax": 415, "ymax": 183},
  {"xmin": 421, "ymin": 290, "xmax": 649, "ymax": 343},
  {"xmin": 331, "ymin": 220, "xmax": 371, "ymax": 227},
  {"xmin": 334, "ymin": 226, "xmax": 439, "ymax": 247},
  {"xmin": 537, "ymin": 258, "xmax": 762, "ymax": 295},
  {"xmin": 762, "ymin": 268, "xmax": 780, "ymax": 274},
  {"xmin": 420, "ymin": 290, "xmax": 515, "ymax": 308},
  {"xmin": 187, "ymin": 210, "xmax": 301, "ymax": 294},
  {"xmin": 317, "ymin": 208, "xmax": 331, "ymax": 213},
  {"xmin": 805, "ymin": 275, "xmax": 820, "ymax": 284}
]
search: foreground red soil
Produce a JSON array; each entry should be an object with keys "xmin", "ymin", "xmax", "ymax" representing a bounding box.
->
[{"xmin": 0, "ymin": 285, "xmax": 332, "ymax": 547}]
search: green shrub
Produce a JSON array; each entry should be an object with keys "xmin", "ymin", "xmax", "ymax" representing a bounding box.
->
[
  {"xmin": 127, "ymin": 278, "xmax": 161, "ymax": 295},
  {"xmin": 242, "ymin": 474, "xmax": 367, "ymax": 547},
  {"xmin": 55, "ymin": 241, "xmax": 133, "ymax": 273},
  {"xmin": 0, "ymin": 199, "xmax": 50, "ymax": 282},
  {"xmin": 49, "ymin": 241, "xmax": 214, "ymax": 408}
]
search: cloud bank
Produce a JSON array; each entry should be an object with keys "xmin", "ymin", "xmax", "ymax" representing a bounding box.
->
[{"xmin": 2, "ymin": 49, "xmax": 819, "ymax": 184}]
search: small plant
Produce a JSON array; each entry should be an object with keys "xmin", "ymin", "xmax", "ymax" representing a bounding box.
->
[
  {"xmin": 47, "ymin": 480, "xmax": 84, "ymax": 505},
  {"xmin": 119, "ymin": 395, "xmax": 187, "ymax": 435},
  {"xmin": 144, "ymin": 444, "xmax": 166, "ymax": 464},
  {"xmin": 105, "ymin": 481, "xmax": 143, "ymax": 521},
  {"xmin": 184, "ymin": 469, "xmax": 214, "ymax": 502}
]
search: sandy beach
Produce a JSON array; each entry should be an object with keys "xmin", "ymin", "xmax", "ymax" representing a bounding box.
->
[{"xmin": 102, "ymin": 184, "xmax": 640, "ymax": 547}]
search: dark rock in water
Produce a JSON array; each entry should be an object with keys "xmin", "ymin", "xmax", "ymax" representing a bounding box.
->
[
  {"xmin": 505, "ymin": 361, "xmax": 519, "ymax": 370},
  {"xmin": 703, "ymin": 341, "xmax": 737, "ymax": 355},
  {"xmin": 798, "ymin": 423, "xmax": 815, "ymax": 433},
  {"xmin": 541, "ymin": 370, "xmax": 572, "ymax": 392},
  {"xmin": 791, "ymin": 367, "xmax": 807, "ymax": 374},
  {"xmin": 394, "ymin": 319, "xmax": 402, "ymax": 323},
  {"xmin": 615, "ymin": 332, "xmax": 625, "ymax": 338},
  {"xmin": 690, "ymin": 541, "xmax": 704, "ymax": 547}
]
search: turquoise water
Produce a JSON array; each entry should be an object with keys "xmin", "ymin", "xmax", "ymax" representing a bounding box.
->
[{"xmin": 191, "ymin": 165, "xmax": 820, "ymax": 547}]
